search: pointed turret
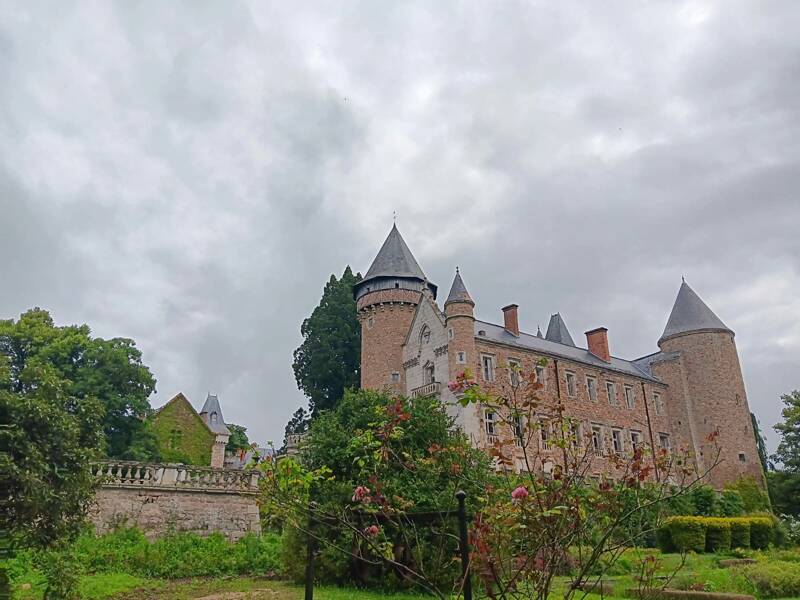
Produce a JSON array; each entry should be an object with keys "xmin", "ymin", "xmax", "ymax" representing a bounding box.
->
[
  {"xmin": 445, "ymin": 267, "xmax": 474, "ymax": 306},
  {"xmin": 659, "ymin": 281, "xmax": 732, "ymax": 344},
  {"xmin": 354, "ymin": 224, "xmax": 437, "ymax": 300},
  {"xmin": 545, "ymin": 313, "xmax": 575, "ymax": 346},
  {"xmin": 199, "ymin": 393, "xmax": 230, "ymax": 435}
]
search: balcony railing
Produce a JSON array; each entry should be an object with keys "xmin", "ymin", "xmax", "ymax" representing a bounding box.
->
[
  {"xmin": 411, "ymin": 381, "xmax": 441, "ymax": 399},
  {"xmin": 92, "ymin": 461, "xmax": 260, "ymax": 494}
]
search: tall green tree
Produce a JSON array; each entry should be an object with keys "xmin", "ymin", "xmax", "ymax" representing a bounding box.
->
[
  {"xmin": 751, "ymin": 412, "xmax": 771, "ymax": 473},
  {"xmin": 292, "ymin": 267, "xmax": 361, "ymax": 415},
  {"xmin": 0, "ymin": 308, "xmax": 157, "ymax": 460},
  {"xmin": 225, "ymin": 423, "xmax": 250, "ymax": 454},
  {"xmin": 773, "ymin": 390, "xmax": 800, "ymax": 472}
]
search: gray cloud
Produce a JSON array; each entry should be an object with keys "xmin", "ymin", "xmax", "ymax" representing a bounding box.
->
[{"xmin": 1, "ymin": 0, "xmax": 797, "ymax": 450}]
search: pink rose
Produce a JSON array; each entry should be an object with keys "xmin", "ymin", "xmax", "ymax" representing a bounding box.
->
[
  {"xmin": 511, "ymin": 486, "xmax": 529, "ymax": 502},
  {"xmin": 352, "ymin": 485, "xmax": 370, "ymax": 503},
  {"xmin": 364, "ymin": 525, "xmax": 380, "ymax": 537}
]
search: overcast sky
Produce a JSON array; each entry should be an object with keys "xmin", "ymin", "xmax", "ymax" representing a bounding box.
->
[{"xmin": 2, "ymin": 1, "xmax": 798, "ymax": 451}]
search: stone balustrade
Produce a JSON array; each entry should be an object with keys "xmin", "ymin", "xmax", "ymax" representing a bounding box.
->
[
  {"xmin": 411, "ymin": 381, "xmax": 441, "ymax": 399},
  {"xmin": 92, "ymin": 460, "xmax": 260, "ymax": 495}
]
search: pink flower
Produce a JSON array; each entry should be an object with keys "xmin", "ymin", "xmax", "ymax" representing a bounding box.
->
[
  {"xmin": 352, "ymin": 485, "xmax": 370, "ymax": 503},
  {"xmin": 447, "ymin": 381, "xmax": 461, "ymax": 392},
  {"xmin": 511, "ymin": 486, "xmax": 529, "ymax": 502},
  {"xmin": 364, "ymin": 525, "xmax": 381, "ymax": 537}
]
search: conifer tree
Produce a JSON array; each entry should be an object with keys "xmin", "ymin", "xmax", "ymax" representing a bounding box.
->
[{"xmin": 292, "ymin": 267, "xmax": 361, "ymax": 415}]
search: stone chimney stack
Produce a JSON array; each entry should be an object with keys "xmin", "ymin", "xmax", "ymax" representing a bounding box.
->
[
  {"xmin": 585, "ymin": 327, "xmax": 610, "ymax": 362},
  {"xmin": 502, "ymin": 304, "xmax": 520, "ymax": 336}
]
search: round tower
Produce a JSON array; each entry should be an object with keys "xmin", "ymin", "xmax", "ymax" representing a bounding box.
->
[
  {"xmin": 354, "ymin": 224, "xmax": 437, "ymax": 394},
  {"xmin": 657, "ymin": 282, "xmax": 764, "ymax": 488},
  {"xmin": 444, "ymin": 268, "xmax": 481, "ymax": 441}
]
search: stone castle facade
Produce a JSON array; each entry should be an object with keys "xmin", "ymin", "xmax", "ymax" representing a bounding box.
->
[{"xmin": 354, "ymin": 225, "xmax": 764, "ymax": 489}]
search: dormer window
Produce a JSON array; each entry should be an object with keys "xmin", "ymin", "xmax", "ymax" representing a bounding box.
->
[{"xmin": 210, "ymin": 412, "xmax": 218, "ymax": 424}]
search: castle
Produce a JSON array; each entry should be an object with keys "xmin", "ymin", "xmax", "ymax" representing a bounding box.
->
[{"xmin": 354, "ymin": 225, "xmax": 764, "ymax": 489}]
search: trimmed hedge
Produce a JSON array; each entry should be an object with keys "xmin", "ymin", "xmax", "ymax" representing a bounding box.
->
[
  {"xmin": 749, "ymin": 517, "xmax": 774, "ymax": 550},
  {"xmin": 705, "ymin": 518, "xmax": 732, "ymax": 552},
  {"xmin": 657, "ymin": 516, "xmax": 773, "ymax": 553},
  {"xmin": 730, "ymin": 519, "xmax": 751, "ymax": 549},
  {"xmin": 667, "ymin": 517, "xmax": 707, "ymax": 553}
]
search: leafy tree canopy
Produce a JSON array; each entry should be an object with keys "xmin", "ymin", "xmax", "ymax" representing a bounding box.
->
[
  {"xmin": 773, "ymin": 390, "xmax": 800, "ymax": 472},
  {"xmin": 0, "ymin": 308, "xmax": 158, "ymax": 460},
  {"xmin": 281, "ymin": 406, "xmax": 309, "ymax": 451},
  {"xmin": 0, "ymin": 313, "xmax": 105, "ymax": 550},
  {"xmin": 301, "ymin": 389, "xmax": 492, "ymax": 509},
  {"xmin": 292, "ymin": 267, "xmax": 361, "ymax": 416},
  {"xmin": 225, "ymin": 423, "xmax": 250, "ymax": 454}
]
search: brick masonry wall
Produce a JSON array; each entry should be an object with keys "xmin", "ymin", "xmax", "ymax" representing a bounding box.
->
[
  {"xmin": 658, "ymin": 331, "xmax": 765, "ymax": 488},
  {"xmin": 89, "ymin": 487, "xmax": 261, "ymax": 540},
  {"xmin": 472, "ymin": 338, "xmax": 669, "ymax": 478},
  {"xmin": 358, "ymin": 288, "xmax": 421, "ymax": 393}
]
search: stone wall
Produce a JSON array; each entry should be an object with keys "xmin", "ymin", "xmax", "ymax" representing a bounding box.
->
[{"xmin": 89, "ymin": 461, "xmax": 261, "ymax": 540}]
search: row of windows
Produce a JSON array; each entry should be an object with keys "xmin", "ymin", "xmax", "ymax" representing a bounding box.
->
[
  {"xmin": 483, "ymin": 411, "xmax": 671, "ymax": 455},
  {"xmin": 479, "ymin": 354, "xmax": 665, "ymax": 416}
]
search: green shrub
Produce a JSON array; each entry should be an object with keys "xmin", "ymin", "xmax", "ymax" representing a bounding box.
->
[
  {"xmin": 691, "ymin": 486, "xmax": 717, "ymax": 516},
  {"xmin": 730, "ymin": 519, "xmax": 751, "ymax": 549},
  {"xmin": 740, "ymin": 560, "xmax": 800, "ymax": 598},
  {"xmin": 704, "ymin": 518, "xmax": 731, "ymax": 552},
  {"xmin": 749, "ymin": 517, "xmax": 774, "ymax": 550},
  {"xmin": 666, "ymin": 517, "xmax": 706, "ymax": 553},
  {"xmin": 725, "ymin": 476, "xmax": 770, "ymax": 513},
  {"xmin": 717, "ymin": 489, "xmax": 745, "ymax": 517},
  {"xmin": 656, "ymin": 524, "xmax": 675, "ymax": 553}
]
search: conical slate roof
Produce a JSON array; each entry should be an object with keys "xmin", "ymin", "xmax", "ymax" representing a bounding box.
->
[
  {"xmin": 445, "ymin": 268, "xmax": 473, "ymax": 305},
  {"xmin": 200, "ymin": 393, "xmax": 230, "ymax": 435},
  {"xmin": 659, "ymin": 281, "xmax": 732, "ymax": 343},
  {"xmin": 364, "ymin": 224, "xmax": 427, "ymax": 282},
  {"xmin": 545, "ymin": 313, "xmax": 575, "ymax": 347}
]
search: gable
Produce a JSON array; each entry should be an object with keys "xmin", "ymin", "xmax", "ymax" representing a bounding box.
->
[
  {"xmin": 403, "ymin": 294, "xmax": 446, "ymax": 349},
  {"xmin": 149, "ymin": 393, "xmax": 215, "ymax": 466}
]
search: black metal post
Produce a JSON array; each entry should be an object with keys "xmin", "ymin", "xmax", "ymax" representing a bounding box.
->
[
  {"xmin": 455, "ymin": 490, "xmax": 473, "ymax": 600},
  {"xmin": 304, "ymin": 490, "xmax": 316, "ymax": 600}
]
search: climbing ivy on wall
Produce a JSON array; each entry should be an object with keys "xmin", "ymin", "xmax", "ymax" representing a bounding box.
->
[{"xmin": 149, "ymin": 395, "xmax": 214, "ymax": 466}]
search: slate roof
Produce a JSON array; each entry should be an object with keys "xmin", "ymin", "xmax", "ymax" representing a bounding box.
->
[
  {"xmin": 199, "ymin": 393, "xmax": 230, "ymax": 435},
  {"xmin": 475, "ymin": 319, "xmax": 661, "ymax": 382},
  {"xmin": 660, "ymin": 282, "xmax": 732, "ymax": 343},
  {"xmin": 545, "ymin": 313, "xmax": 576, "ymax": 347},
  {"xmin": 632, "ymin": 350, "xmax": 680, "ymax": 377},
  {"xmin": 363, "ymin": 224, "xmax": 428, "ymax": 282},
  {"xmin": 445, "ymin": 268, "xmax": 474, "ymax": 305}
]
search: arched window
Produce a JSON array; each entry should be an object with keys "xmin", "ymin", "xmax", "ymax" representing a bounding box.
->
[{"xmin": 420, "ymin": 325, "xmax": 431, "ymax": 346}]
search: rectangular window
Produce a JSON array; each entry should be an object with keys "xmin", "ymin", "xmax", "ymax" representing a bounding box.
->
[
  {"xmin": 481, "ymin": 355, "xmax": 495, "ymax": 381},
  {"xmin": 658, "ymin": 433, "xmax": 670, "ymax": 451},
  {"xmin": 457, "ymin": 351, "xmax": 466, "ymax": 364},
  {"xmin": 630, "ymin": 430, "xmax": 641, "ymax": 452},
  {"xmin": 612, "ymin": 428, "xmax": 623, "ymax": 453},
  {"xmin": 485, "ymin": 410, "xmax": 496, "ymax": 436},
  {"xmin": 448, "ymin": 327, "xmax": 454, "ymax": 340},
  {"xmin": 535, "ymin": 365, "xmax": 546, "ymax": 388},
  {"xmin": 570, "ymin": 422, "xmax": 581, "ymax": 448},
  {"xmin": 624, "ymin": 385, "xmax": 635, "ymax": 409},
  {"xmin": 513, "ymin": 414, "xmax": 524, "ymax": 446},
  {"xmin": 391, "ymin": 372, "xmax": 400, "ymax": 383},
  {"xmin": 508, "ymin": 359, "xmax": 521, "ymax": 387},
  {"xmin": 653, "ymin": 392, "xmax": 664, "ymax": 416},
  {"xmin": 540, "ymin": 420, "xmax": 550, "ymax": 450},
  {"xmin": 738, "ymin": 452, "xmax": 746, "ymax": 463},
  {"xmin": 586, "ymin": 376, "xmax": 598, "ymax": 402},
  {"xmin": 565, "ymin": 371, "xmax": 577, "ymax": 397},
  {"xmin": 591, "ymin": 424, "xmax": 603, "ymax": 453},
  {"xmin": 606, "ymin": 381, "xmax": 617, "ymax": 405}
]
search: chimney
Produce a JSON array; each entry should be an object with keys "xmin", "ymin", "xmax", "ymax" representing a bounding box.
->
[
  {"xmin": 586, "ymin": 327, "xmax": 610, "ymax": 362},
  {"xmin": 502, "ymin": 304, "xmax": 520, "ymax": 336}
]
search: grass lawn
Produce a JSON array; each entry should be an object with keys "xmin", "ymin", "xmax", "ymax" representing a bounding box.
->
[{"xmin": 11, "ymin": 548, "xmax": 800, "ymax": 599}]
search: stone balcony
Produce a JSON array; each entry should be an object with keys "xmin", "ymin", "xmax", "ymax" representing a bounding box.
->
[{"xmin": 411, "ymin": 381, "xmax": 441, "ymax": 399}]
